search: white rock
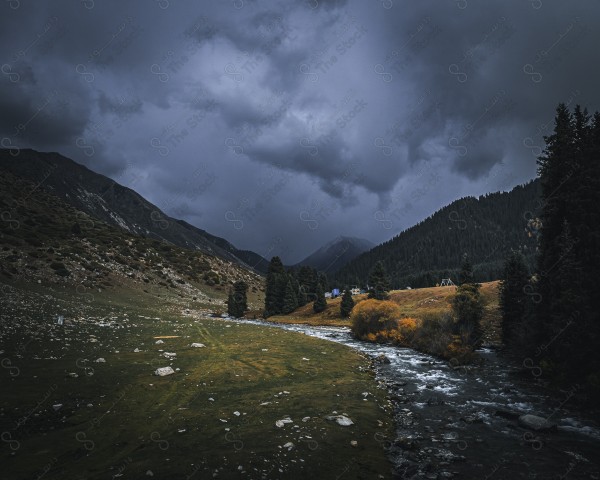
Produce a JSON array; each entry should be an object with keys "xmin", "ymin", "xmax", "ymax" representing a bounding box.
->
[
  {"xmin": 233, "ymin": 411, "xmax": 241, "ymax": 416},
  {"xmin": 134, "ymin": 348, "xmax": 140, "ymax": 352},
  {"xmin": 95, "ymin": 358, "xmax": 106, "ymax": 363},
  {"xmin": 163, "ymin": 352, "xmax": 177, "ymax": 358},
  {"xmin": 336, "ymin": 416, "xmax": 354, "ymax": 426},
  {"xmin": 154, "ymin": 366, "xmax": 175, "ymax": 376},
  {"xmin": 350, "ymin": 440, "xmax": 358, "ymax": 447},
  {"xmin": 146, "ymin": 470, "xmax": 154, "ymax": 477},
  {"xmin": 302, "ymin": 357, "xmax": 310, "ymax": 361},
  {"xmin": 191, "ymin": 343, "xmax": 205, "ymax": 348},
  {"xmin": 67, "ymin": 372, "xmax": 79, "ymax": 378},
  {"xmin": 52, "ymin": 404, "xmax": 63, "ymax": 411},
  {"xmin": 302, "ymin": 417, "xmax": 310, "ymax": 422},
  {"xmin": 155, "ymin": 340, "xmax": 164, "ymax": 344},
  {"xmin": 283, "ymin": 442, "xmax": 295, "ymax": 451},
  {"xmin": 208, "ymin": 397, "xmax": 215, "ymax": 402},
  {"xmin": 275, "ymin": 420, "xmax": 285, "ymax": 428},
  {"xmin": 325, "ymin": 414, "xmax": 354, "ymax": 426}
]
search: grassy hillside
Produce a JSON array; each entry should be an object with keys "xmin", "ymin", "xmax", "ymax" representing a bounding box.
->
[{"xmin": 270, "ymin": 281, "xmax": 502, "ymax": 345}]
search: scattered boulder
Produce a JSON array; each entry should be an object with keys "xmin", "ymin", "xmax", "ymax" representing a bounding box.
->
[
  {"xmin": 95, "ymin": 357, "xmax": 106, "ymax": 363},
  {"xmin": 375, "ymin": 354, "xmax": 391, "ymax": 364},
  {"xmin": 282, "ymin": 442, "xmax": 294, "ymax": 451},
  {"xmin": 154, "ymin": 366, "xmax": 175, "ymax": 376},
  {"xmin": 155, "ymin": 340, "xmax": 164, "ymax": 345},
  {"xmin": 395, "ymin": 436, "xmax": 420, "ymax": 450},
  {"xmin": 190, "ymin": 343, "xmax": 205, "ymax": 348},
  {"xmin": 518, "ymin": 414, "xmax": 556, "ymax": 432}
]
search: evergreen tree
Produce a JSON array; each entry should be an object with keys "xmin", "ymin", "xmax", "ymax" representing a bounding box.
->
[
  {"xmin": 297, "ymin": 266, "xmax": 318, "ymax": 306},
  {"xmin": 499, "ymin": 252, "xmax": 529, "ymax": 347},
  {"xmin": 452, "ymin": 255, "xmax": 483, "ymax": 348},
  {"xmin": 535, "ymin": 103, "xmax": 576, "ymax": 343},
  {"xmin": 340, "ymin": 287, "xmax": 354, "ymax": 318},
  {"xmin": 317, "ymin": 272, "xmax": 329, "ymax": 293},
  {"xmin": 228, "ymin": 280, "xmax": 248, "ymax": 318},
  {"xmin": 282, "ymin": 280, "xmax": 299, "ymax": 314},
  {"xmin": 313, "ymin": 283, "xmax": 327, "ymax": 313},
  {"xmin": 368, "ymin": 261, "xmax": 390, "ymax": 300},
  {"xmin": 264, "ymin": 256, "xmax": 286, "ymax": 317}
]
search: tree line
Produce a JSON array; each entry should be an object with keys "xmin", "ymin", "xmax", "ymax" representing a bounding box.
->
[{"xmin": 499, "ymin": 104, "xmax": 600, "ymax": 399}]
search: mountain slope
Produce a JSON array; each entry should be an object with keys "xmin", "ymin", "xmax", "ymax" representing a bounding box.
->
[
  {"xmin": 0, "ymin": 168, "xmax": 264, "ymax": 310},
  {"xmin": 294, "ymin": 236, "xmax": 375, "ymax": 273},
  {"xmin": 0, "ymin": 149, "xmax": 268, "ymax": 273},
  {"xmin": 334, "ymin": 180, "xmax": 542, "ymax": 288}
]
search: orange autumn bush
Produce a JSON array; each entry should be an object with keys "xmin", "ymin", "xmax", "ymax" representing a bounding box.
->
[{"xmin": 351, "ymin": 299, "xmax": 401, "ymax": 341}]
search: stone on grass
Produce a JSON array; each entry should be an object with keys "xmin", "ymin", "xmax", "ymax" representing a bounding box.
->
[
  {"xmin": 325, "ymin": 414, "xmax": 354, "ymax": 426},
  {"xmin": 191, "ymin": 343, "xmax": 205, "ymax": 348},
  {"xmin": 95, "ymin": 357, "xmax": 106, "ymax": 363},
  {"xmin": 154, "ymin": 366, "xmax": 175, "ymax": 376}
]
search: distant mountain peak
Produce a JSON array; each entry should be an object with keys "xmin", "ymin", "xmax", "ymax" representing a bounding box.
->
[{"xmin": 294, "ymin": 236, "xmax": 375, "ymax": 273}]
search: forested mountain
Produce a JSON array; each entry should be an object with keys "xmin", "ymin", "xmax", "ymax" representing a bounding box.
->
[
  {"xmin": 334, "ymin": 179, "xmax": 542, "ymax": 289},
  {"xmin": 294, "ymin": 236, "xmax": 375, "ymax": 273},
  {"xmin": 0, "ymin": 149, "xmax": 268, "ymax": 273}
]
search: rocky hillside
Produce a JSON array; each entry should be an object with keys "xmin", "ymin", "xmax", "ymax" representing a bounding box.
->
[
  {"xmin": 0, "ymin": 169, "xmax": 264, "ymax": 312},
  {"xmin": 0, "ymin": 149, "xmax": 269, "ymax": 273}
]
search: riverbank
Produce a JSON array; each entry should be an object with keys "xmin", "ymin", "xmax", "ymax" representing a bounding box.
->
[{"xmin": 230, "ymin": 319, "xmax": 600, "ymax": 479}]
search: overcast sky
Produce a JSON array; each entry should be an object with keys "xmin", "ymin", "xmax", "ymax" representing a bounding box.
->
[{"xmin": 1, "ymin": 0, "xmax": 598, "ymax": 263}]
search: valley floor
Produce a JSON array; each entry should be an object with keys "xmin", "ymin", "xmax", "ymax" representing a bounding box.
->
[{"xmin": 0, "ymin": 282, "xmax": 394, "ymax": 480}]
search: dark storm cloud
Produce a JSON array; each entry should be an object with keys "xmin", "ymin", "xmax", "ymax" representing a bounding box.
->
[{"xmin": 1, "ymin": 0, "xmax": 599, "ymax": 262}]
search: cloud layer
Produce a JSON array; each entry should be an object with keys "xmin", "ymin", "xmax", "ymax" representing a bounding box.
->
[{"xmin": 1, "ymin": 0, "xmax": 598, "ymax": 262}]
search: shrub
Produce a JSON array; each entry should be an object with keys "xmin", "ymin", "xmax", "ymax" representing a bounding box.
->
[
  {"xmin": 351, "ymin": 299, "xmax": 401, "ymax": 341},
  {"xmin": 411, "ymin": 312, "xmax": 455, "ymax": 358},
  {"xmin": 203, "ymin": 270, "xmax": 220, "ymax": 286}
]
